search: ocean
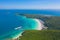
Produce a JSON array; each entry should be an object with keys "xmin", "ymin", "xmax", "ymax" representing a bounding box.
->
[
  {"xmin": 0, "ymin": 9, "xmax": 60, "ymax": 40},
  {"xmin": 0, "ymin": 9, "xmax": 60, "ymax": 16}
]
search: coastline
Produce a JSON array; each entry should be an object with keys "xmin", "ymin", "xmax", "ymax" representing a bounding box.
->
[
  {"xmin": 33, "ymin": 19, "xmax": 45, "ymax": 30},
  {"xmin": 12, "ymin": 31, "xmax": 24, "ymax": 40},
  {"xmin": 12, "ymin": 19, "xmax": 45, "ymax": 40}
]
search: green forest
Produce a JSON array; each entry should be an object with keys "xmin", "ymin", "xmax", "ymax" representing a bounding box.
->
[{"xmin": 20, "ymin": 30, "xmax": 60, "ymax": 40}]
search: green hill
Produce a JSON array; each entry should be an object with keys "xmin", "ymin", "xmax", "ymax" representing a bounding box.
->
[{"xmin": 20, "ymin": 30, "xmax": 60, "ymax": 40}]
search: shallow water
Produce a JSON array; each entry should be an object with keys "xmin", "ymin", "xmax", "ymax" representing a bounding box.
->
[{"xmin": 0, "ymin": 13, "xmax": 40, "ymax": 40}]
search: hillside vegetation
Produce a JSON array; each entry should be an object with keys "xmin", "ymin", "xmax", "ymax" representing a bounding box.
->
[{"xmin": 20, "ymin": 30, "xmax": 60, "ymax": 40}]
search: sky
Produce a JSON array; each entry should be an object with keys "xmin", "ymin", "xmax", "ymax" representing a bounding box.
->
[{"xmin": 0, "ymin": 0, "xmax": 60, "ymax": 9}]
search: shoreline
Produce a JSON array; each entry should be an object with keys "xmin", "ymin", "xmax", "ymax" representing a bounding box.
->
[
  {"xmin": 33, "ymin": 19, "xmax": 45, "ymax": 30},
  {"xmin": 10, "ymin": 19, "xmax": 45, "ymax": 40},
  {"xmin": 10, "ymin": 31, "xmax": 24, "ymax": 40}
]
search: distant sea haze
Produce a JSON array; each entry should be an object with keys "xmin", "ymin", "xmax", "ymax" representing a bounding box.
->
[{"xmin": 0, "ymin": 9, "xmax": 60, "ymax": 16}]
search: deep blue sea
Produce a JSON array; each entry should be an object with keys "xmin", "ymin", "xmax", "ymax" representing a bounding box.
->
[
  {"xmin": 0, "ymin": 9, "xmax": 60, "ymax": 40},
  {"xmin": 0, "ymin": 9, "xmax": 60, "ymax": 16}
]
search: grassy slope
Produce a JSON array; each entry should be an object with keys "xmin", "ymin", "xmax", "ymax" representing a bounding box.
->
[{"xmin": 20, "ymin": 30, "xmax": 60, "ymax": 40}]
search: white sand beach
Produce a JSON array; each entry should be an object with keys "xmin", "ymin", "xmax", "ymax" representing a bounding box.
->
[{"xmin": 33, "ymin": 19, "xmax": 46, "ymax": 30}]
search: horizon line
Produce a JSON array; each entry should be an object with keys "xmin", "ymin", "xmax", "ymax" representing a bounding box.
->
[{"xmin": 0, "ymin": 9, "xmax": 60, "ymax": 10}]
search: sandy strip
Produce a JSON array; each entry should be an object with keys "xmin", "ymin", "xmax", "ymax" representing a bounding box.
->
[{"xmin": 33, "ymin": 19, "xmax": 45, "ymax": 30}]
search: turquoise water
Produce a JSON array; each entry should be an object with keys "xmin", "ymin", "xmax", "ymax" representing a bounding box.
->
[
  {"xmin": 0, "ymin": 9, "xmax": 60, "ymax": 40},
  {"xmin": 0, "ymin": 13, "xmax": 39, "ymax": 40}
]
